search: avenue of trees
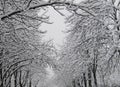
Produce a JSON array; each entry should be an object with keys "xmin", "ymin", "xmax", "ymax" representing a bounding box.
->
[{"xmin": 0, "ymin": 0, "xmax": 120, "ymax": 87}]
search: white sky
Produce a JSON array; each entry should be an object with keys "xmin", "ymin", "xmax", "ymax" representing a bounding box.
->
[
  {"xmin": 39, "ymin": 7, "xmax": 67, "ymax": 49},
  {"xmin": 39, "ymin": 0, "xmax": 85, "ymax": 48}
]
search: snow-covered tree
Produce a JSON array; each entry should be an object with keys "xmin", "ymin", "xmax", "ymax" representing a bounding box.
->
[
  {"xmin": 0, "ymin": 0, "xmax": 58, "ymax": 87},
  {"xmin": 59, "ymin": 0, "xmax": 120, "ymax": 87}
]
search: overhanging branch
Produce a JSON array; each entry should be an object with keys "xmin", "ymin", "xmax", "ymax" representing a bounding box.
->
[{"xmin": 1, "ymin": 1, "xmax": 96, "ymax": 21}]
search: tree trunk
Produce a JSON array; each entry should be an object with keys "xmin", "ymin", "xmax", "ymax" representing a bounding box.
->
[
  {"xmin": 19, "ymin": 70, "xmax": 23, "ymax": 87},
  {"xmin": 72, "ymin": 79, "xmax": 76, "ymax": 87},
  {"xmin": 0, "ymin": 48, "xmax": 4, "ymax": 87},
  {"xmin": 77, "ymin": 80, "xmax": 81, "ymax": 87},
  {"xmin": 14, "ymin": 71, "xmax": 18, "ymax": 87},
  {"xmin": 92, "ymin": 70, "xmax": 97, "ymax": 87},
  {"xmin": 88, "ymin": 68, "xmax": 92, "ymax": 87},
  {"xmin": 7, "ymin": 76, "xmax": 12, "ymax": 87},
  {"xmin": 0, "ymin": 63, "xmax": 3, "ymax": 87},
  {"xmin": 92, "ymin": 49, "xmax": 98, "ymax": 87},
  {"xmin": 92, "ymin": 63, "xmax": 97, "ymax": 87},
  {"xmin": 81, "ymin": 78, "xmax": 84, "ymax": 87},
  {"xmin": 29, "ymin": 79, "xmax": 32, "ymax": 87},
  {"xmin": 83, "ymin": 73, "xmax": 87, "ymax": 87},
  {"xmin": 10, "ymin": 76, "xmax": 12, "ymax": 87}
]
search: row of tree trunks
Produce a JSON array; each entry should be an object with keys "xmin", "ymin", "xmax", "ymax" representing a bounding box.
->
[
  {"xmin": 14, "ymin": 70, "xmax": 32, "ymax": 87},
  {"xmin": 0, "ymin": 66, "xmax": 32, "ymax": 87},
  {"xmin": 72, "ymin": 64, "xmax": 98, "ymax": 87},
  {"xmin": 82, "ymin": 70, "xmax": 97, "ymax": 87},
  {"xmin": 71, "ymin": 49, "xmax": 98, "ymax": 87}
]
